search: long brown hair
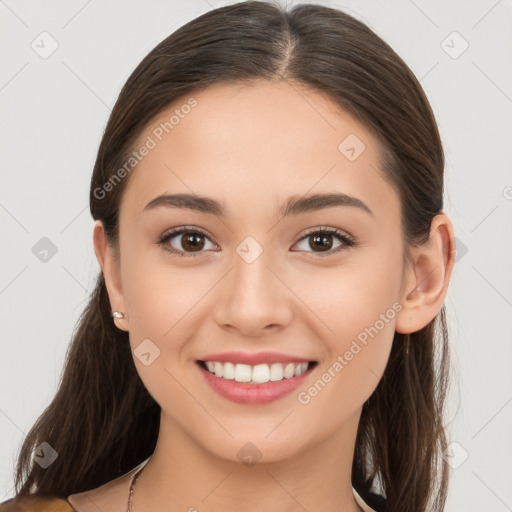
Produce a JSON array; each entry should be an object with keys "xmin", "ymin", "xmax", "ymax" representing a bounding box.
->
[{"xmin": 9, "ymin": 2, "xmax": 451, "ymax": 511}]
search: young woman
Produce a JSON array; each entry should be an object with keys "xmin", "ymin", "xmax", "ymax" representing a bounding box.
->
[{"xmin": 1, "ymin": 1, "xmax": 456, "ymax": 511}]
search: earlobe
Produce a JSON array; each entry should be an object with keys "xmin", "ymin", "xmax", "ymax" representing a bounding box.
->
[
  {"xmin": 93, "ymin": 220, "xmax": 129, "ymax": 331},
  {"xmin": 395, "ymin": 213, "xmax": 456, "ymax": 334}
]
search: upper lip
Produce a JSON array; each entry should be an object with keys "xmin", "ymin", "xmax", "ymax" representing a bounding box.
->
[{"xmin": 198, "ymin": 351, "xmax": 316, "ymax": 366}]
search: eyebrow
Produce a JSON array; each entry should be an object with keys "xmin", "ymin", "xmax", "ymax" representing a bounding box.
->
[{"xmin": 143, "ymin": 192, "xmax": 373, "ymax": 217}]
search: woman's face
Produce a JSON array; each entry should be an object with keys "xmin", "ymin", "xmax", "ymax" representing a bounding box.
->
[{"xmin": 110, "ymin": 81, "xmax": 408, "ymax": 462}]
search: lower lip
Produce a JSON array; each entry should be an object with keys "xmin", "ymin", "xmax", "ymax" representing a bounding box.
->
[{"xmin": 197, "ymin": 362, "xmax": 316, "ymax": 404}]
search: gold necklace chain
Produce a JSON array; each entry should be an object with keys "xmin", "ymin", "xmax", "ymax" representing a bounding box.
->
[{"xmin": 126, "ymin": 459, "xmax": 150, "ymax": 512}]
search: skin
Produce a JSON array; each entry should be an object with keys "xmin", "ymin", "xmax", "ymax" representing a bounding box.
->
[{"xmin": 68, "ymin": 80, "xmax": 455, "ymax": 512}]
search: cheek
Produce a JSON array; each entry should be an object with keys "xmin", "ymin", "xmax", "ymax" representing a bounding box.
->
[
  {"xmin": 120, "ymin": 260, "xmax": 204, "ymax": 408},
  {"xmin": 299, "ymin": 256, "xmax": 402, "ymax": 402},
  {"xmin": 304, "ymin": 252, "xmax": 401, "ymax": 338},
  {"xmin": 120, "ymin": 246, "xmax": 222, "ymax": 392},
  {"xmin": 120, "ymin": 235, "xmax": 207, "ymax": 335}
]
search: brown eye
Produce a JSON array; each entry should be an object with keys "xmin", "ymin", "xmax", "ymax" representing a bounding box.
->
[
  {"xmin": 181, "ymin": 232, "xmax": 206, "ymax": 252},
  {"xmin": 292, "ymin": 227, "xmax": 354, "ymax": 257},
  {"xmin": 159, "ymin": 228, "xmax": 217, "ymax": 257},
  {"xmin": 308, "ymin": 233, "xmax": 334, "ymax": 252}
]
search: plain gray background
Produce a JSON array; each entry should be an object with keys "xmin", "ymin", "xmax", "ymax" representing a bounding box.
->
[{"xmin": 1, "ymin": 0, "xmax": 511, "ymax": 510}]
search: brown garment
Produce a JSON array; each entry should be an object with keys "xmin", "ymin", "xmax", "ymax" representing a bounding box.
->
[{"xmin": 0, "ymin": 496, "xmax": 75, "ymax": 512}]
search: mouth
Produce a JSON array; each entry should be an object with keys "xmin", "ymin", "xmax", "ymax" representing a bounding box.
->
[
  {"xmin": 195, "ymin": 359, "xmax": 318, "ymax": 404},
  {"xmin": 197, "ymin": 360, "xmax": 318, "ymax": 384}
]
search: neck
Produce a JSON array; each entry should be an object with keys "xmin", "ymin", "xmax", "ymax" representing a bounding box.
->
[{"xmin": 134, "ymin": 409, "xmax": 364, "ymax": 512}]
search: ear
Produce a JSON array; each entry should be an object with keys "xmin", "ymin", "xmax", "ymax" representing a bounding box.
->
[
  {"xmin": 395, "ymin": 213, "xmax": 456, "ymax": 334},
  {"xmin": 93, "ymin": 220, "xmax": 129, "ymax": 331}
]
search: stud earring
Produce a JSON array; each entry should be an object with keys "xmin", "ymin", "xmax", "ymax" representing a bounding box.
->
[{"xmin": 112, "ymin": 311, "xmax": 125, "ymax": 319}]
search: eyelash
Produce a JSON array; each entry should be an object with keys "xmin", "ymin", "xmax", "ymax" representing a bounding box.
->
[{"xmin": 158, "ymin": 225, "xmax": 356, "ymax": 258}]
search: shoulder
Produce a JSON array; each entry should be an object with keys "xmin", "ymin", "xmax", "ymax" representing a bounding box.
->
[
  {"xmin": 0, "ymin": 496, "xmax": 75, "ymax": 512},
  {"xmin": 66, "ymin": 469, "xmax": 133, "ymax": 512},
  {"xmin": 2, "ymin": 465, "xmax": 136, "ymax": 512}
]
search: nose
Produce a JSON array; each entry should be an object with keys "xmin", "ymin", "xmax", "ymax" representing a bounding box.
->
[{"xmin": 213, "ymin": 248, "xmax": 293, "ymax": 337}]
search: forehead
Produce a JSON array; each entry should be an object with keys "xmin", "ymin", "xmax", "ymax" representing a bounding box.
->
[{"xmin": 119, "ymin": 80, "xmax": 398, "ymax": 223}]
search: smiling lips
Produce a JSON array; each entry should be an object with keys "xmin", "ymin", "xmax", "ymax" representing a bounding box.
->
[
  {"xmin": 196, "ymin": 351, "xmax": 317, "ymax": 404},
  {"xmin": 201, "ymin": 360, "xmax": 311, "ymax": 383}
]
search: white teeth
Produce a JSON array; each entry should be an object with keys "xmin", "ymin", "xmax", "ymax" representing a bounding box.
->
[
  {"xmin": 223, "ymin": 362, "xmax": 235, "ymax": 380},
  {"xmin": 294, "ymin": 362, "xmax": 308, "ymax": 376},
  {"xmin": 202, "ymin": 361, "xmax": 312, "ymax": 384},
  {"xmin": 269, "ymin": 363, "xmax": 283, "ymax": 381},
  {"xmin": 234, "ymin": 363, "xmax": 252, "ymax": 382},
  {"xmin": 283, "ymin": 363, "xmax": 295, "ymax": 379},
  {"xmin": 252, "ymin": 364, "xmax": 270, "ymax": 383},
  {"xmin": 214, "ymin": 361, "xmax": 224, "ymax": 378}
]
